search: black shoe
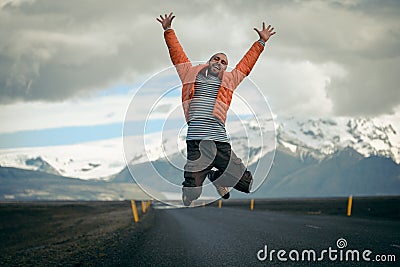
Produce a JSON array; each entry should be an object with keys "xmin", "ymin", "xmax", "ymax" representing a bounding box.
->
[
  {"xmin": 222, "ymin": 192, "xmax": 230, "ymax": 199},
  {"xmin": 213, "ymin": 183, "xmax": 230, "ymax": 199},
  {"xmin": 181, "ymin": 186, "xmax": 201, "ymax": 207},
  {"xmin": 182, "ymin": 194, "xmax": 192, "ymax": 207},
  {"xmin": 233, "ymin": 170, "xmax": 253, "ymax": 193},
  {"xmin": 208, "ymin": 170, "xmax": 230, "ymax": 199}
]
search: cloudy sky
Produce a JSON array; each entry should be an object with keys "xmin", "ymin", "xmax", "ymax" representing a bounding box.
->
[{"xmin": 0, "ymin": 0, "xmax": 399, "ymax": 148}]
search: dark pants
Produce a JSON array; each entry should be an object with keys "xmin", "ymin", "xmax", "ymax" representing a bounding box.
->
[{"xmin": 183, "ymin": 140, "xmax": 253, "ymax": 199}]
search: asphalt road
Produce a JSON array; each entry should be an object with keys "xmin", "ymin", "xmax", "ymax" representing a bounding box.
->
[{"xmin": 128, "ymin": 205, "xmax": 399, "ymax": 267}]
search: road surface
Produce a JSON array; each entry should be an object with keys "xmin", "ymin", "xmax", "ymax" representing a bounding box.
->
[
  {"xmin": 1, "ymin": 202, "xmax": 399, "ymax": 266},
  {"xmin": 127, "ymin": 205, "xmax": 399, "ymax": 267}
]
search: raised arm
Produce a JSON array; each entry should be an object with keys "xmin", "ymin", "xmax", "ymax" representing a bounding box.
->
[
  {"xmin": 233, "ymin": 21, "xmax": 276, "ymax": 81},
  {"xmin": 157, "ymin": 12, "xmax": 192, "ymax": 80}
]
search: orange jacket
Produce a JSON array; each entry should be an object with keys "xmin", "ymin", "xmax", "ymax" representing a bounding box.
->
[{"xmin": 164, "ymin": 29, "xmax": 264, "ymax": 124}]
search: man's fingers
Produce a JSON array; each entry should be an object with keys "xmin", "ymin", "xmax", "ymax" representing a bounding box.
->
[
  {"xmin": 262, "ymin": 22, "xmax": 265, "ymax": 30},
  {"xmin": 254, "ymin": 28, "xmax": 262, "ymax": 36},
  {"xmin": 156, "ymin": 18, "xmax": 162, "ymax": 23},
  {"xmin": 171, "ymin": 16, "xmax": 175, "ymax": 23}
]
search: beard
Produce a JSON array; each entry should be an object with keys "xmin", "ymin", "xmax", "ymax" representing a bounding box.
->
[{"xmin": 208, "ymin": 63, "xmax": 221, "ymax": 77}]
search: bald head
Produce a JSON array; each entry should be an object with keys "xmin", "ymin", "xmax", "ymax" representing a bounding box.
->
[{"xmin": 207, "ymin": 53, "xmax": 228, "ymax": 77}]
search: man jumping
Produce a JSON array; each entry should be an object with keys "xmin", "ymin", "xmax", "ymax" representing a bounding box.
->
[{"xmin": 157, "ymin": 12, "xmax": 276, "ymax": 206}]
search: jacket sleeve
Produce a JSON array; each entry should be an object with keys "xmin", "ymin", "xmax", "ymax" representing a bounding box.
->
[
  {"xmin": 164, "ymin": 29, "xmax": 192, "ymax": 82},
  {"xmin": 231, "ymin": 41, "xmax": 264, "ymax": 86}
]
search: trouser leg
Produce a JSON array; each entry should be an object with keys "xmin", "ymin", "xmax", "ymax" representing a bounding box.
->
[
  {"xmin": 183, "ymin": 140, "xmax": 253, "ymax": 198},
  {"xmin": 210, "ymin": 142, "xmax": 253, "ymax": 193},
  {"xmin": 183, "ymin": 140, "xmax": 215, "ymax": 200}
]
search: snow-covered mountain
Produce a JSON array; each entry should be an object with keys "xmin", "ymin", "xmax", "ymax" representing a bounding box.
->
[
  {"xmin": 0, "ymin": 138, "xmax": 126, "ymax": 180},
  {"xmin": 0, "ymin": 166, "xmax": 163, "ymax": 201},
  {"xmin": 0, "ymin": 116, "xmax": 398, "ymax": 180},
  {"xmin": 277, "ymin": 117, "xmax": 400, "ymax": 164}
]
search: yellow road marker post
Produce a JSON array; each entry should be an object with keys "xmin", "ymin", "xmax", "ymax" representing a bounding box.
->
[
  {"xmin": 141, "ymin": 201, "xmax": 146, "ymax": 214},
  {"xmin": 347, "ymin": 195, "xmax": 353, "ymax": 217},
  {"xmin": 250, "ymin": 199, "xmax": 255, "ymax": 211},
  {"xmin": 218, "ymin": 199, "xmax": 222, "ymax": 208},
  {"xmin": 131, "ymin": 200, "xmax": 139, "ymax": 223}
]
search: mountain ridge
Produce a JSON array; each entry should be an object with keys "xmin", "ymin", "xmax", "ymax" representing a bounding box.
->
[
  {"xmin": 0, "ymin": 116, "xmax": 398, "ymax": 197},
  {"xmin": 0, "ymin": 166, "xmax": 162, "ymax": 201},
  {"xmin": 1, "ymin": 144, "xmax": 399, "ymax": 200}
]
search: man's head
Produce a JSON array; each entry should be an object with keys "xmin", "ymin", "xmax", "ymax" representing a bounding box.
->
[{"xmin": 207, "ymin": 53, "xmax": 228, "ymax": 77}]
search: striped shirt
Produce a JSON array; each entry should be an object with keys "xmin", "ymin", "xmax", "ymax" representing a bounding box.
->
[{"xmin": 186, "ymin": 73, "xmax": 229, "ymax": 142}]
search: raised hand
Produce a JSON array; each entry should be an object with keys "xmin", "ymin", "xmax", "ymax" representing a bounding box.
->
[
  {"xmin": 254, "ymin": 22, "xmax": 276, "ymax": 42},
  {"xmin": 156, "ymin": 12, "xmax": 175, "ymax": 30}
]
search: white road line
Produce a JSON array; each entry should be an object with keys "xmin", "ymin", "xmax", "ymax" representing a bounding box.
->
[{"xmin": 305, "ymin": 224, "xmax": 321, "ymax": 229}]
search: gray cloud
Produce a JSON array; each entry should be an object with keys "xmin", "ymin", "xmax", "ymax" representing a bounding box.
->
[
  {"xmin": 1, "ymin": 1, "xmax": 161, "ymax": 102},
  {"xmin": 0, "ymin": 0, "xmax": 399, "ymax": 117},
  {"xmin": 220, "ymin": 0, "xmax": 400, "ymax": 116}
]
